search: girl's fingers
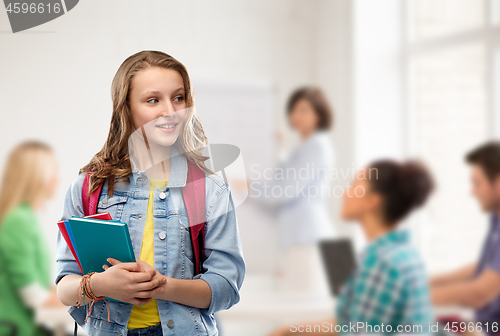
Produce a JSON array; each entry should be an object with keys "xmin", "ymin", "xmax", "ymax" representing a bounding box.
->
[
  {"xmin": 135, "ymin": 259, "xmax": 151, "ymax": 272},
  {"xmin": 134, "ymin": 289, "xmax": 160, "ymax": 299},
  {"xmin": 119, "ymin": 261, "xmax": 144, "ymax": 272},
  {"xmin": 133, "ymin": 277, "xmax": 166, "ymax": 292},
  {"xmin": 109, "ymin": 257, "xmax": 146, "ymax": 271},
  {"xmin": 107, "ymin": 257, "xmax": 121, "ymax": 265},
  {"xmin": 130, "ymin": 269, "xmax": 155, "ymax": 283}
]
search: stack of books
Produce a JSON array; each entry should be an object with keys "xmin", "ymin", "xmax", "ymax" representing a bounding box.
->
[{"xmin": 57, "ymin": 213, "xmax": 135, "ymax": 302}]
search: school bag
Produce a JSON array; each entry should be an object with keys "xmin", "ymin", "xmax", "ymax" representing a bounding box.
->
[{"xmin": 81, "ymin": 160, "xmax": 207, "ymax": 275}]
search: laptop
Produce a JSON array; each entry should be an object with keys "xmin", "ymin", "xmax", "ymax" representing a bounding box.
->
[{"xmin": 319, "ymin": 238, "xmax": 357, "ymax": 296}]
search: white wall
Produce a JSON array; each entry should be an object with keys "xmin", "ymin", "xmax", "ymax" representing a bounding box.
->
[{"xmin": 353, "ymin": 0, "xmax": 404, "ymax": 166}]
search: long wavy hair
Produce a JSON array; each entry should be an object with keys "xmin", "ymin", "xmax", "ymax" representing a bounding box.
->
[
  {"xmin": 79, "ymin": 50, "xmax": 212, "ymax": 198},
  {"xmin": 0, "ymin": 141, "xmax": 55, "ymax": 225}
]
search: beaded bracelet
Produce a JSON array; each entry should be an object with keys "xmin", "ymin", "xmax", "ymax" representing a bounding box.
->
[{"xmin": 76, "ymin": 272, "xmax": 111, "ymax": 323}]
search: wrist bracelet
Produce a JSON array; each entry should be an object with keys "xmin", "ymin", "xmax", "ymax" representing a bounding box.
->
[{"xmin": 77, "ymin": 272, "xmax": 111, "ymax": 323}]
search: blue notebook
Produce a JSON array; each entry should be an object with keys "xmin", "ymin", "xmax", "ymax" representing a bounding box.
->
[
  {"xmin": 64, "ymin": 220, "xmax": 81, "ymax": 262},
  {"xmin": 67, "ymin": 216, "xmax": 136, "ymax": 304}
]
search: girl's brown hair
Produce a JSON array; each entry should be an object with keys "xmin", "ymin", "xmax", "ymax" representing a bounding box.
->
[{"xmin": 80, "ymin": 50, "xmax": 212, "ymax": 198}]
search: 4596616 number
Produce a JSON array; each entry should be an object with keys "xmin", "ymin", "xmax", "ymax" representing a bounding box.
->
[
  {"xmin": 445, "ymin": 321, "xmax": 498, "ymax": 333},
  {"xmin": 6, "ymin": 3, "xmax": 61, "ymax": 14}
]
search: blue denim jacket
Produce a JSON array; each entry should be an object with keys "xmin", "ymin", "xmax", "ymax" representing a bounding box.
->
[{"xmin": 54, "ymin": 146, "xmax": 246, "ymax": 336}]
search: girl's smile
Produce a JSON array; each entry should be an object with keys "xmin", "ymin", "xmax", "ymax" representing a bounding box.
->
[{"xmin": 155, "ymin": 121, "xmax": 178, "ymax": 133}]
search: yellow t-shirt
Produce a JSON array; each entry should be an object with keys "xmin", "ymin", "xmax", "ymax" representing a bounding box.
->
[{"xmin": 127, "ymin": 178, "xmax": 168, "ymax": 330}]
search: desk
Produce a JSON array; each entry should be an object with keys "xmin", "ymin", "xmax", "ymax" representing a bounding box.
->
[
  {"xmin": 218, "ymin": 292, "xmax": 335, "ymax": 322},
  {"xmin": 434, "ymin": 307, "xmax": 474, "ymax": 320},
  {"xmin": 216, "ymin": 275, "xmax": 335, "ymax": 336},
  {"xmin": 216, "ymin": 276, "xmax": 477, "ymax": 336}
]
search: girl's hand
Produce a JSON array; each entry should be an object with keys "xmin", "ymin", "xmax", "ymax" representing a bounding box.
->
[
  {"xmin": 91, "ymin": 257, "xmax": 166, "ymax": 305},
  {"xmin": 134, "ymin": 259, "xmax": 168, "ymax": 299}
]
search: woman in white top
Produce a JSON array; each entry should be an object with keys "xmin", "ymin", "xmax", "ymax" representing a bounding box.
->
[{"xmin": 248, "ymin": 86, "xmax": 336, "ymax": 295}]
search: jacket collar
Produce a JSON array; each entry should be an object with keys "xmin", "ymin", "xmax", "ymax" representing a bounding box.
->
[{"xmin": 129, "ymin": 144, "xmax": 188, "ymax": 188}]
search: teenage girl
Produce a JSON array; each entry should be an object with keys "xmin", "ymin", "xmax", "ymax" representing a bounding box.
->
[{"xmin": 54, "ymin": 50, "xmax": 246, "ymax": 336}]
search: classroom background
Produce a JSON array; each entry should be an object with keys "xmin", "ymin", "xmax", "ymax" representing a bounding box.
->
[{"xmin": 0, "ymin": 0, "xmax": 494, "ymax": 335}]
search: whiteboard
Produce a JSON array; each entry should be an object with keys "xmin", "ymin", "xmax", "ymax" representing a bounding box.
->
[
  {"xmin": 192, "ymin": 77, "xmax": 278, "ymax": 274},
  {"xmin": 192, "ymin": 77, "xmax": 276, "ymax": 174}
]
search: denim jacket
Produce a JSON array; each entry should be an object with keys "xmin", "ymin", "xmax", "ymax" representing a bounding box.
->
[{"xmin": 54, "ymin": 146, "xmax": 246, "ymax": 336}]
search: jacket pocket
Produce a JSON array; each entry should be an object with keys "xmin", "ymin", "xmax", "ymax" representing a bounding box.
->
[
  {"xmin": 192, "ymin": 307, "xmax": 218, "ymax": 336},
  {"xmin": 96, "ymin": 194, "xmax": 128, "ymax": 221}
]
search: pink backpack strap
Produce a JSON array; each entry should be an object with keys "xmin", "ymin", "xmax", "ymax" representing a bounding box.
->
[
  {"xmin": 182, "ymin": 160, "xmax": 206, "ymax": 275},
  {"xmin": 82, "ymin": 172, "xmax": 103, "ymax": 217}
]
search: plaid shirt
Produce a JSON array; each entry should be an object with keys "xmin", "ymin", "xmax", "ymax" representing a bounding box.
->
[{"xmin": 336, "ymin": 230, "xmax": 433, "ymax": 334}]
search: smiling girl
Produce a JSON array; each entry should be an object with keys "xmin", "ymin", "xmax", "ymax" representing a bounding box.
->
[{"xmin": 54, "ymin": 50, "xmax": 245, "ymax": 336}]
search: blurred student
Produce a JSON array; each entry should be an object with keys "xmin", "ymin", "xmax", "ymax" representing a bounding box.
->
[
  {"xmin": 269, "ymin": 159, "xmax": 435, "ymax": 335},
  {"xmin": 431, "ymin": 141, "xmax": 500, "ymax": 332},
  {"xmin": 246, "ymin": 86, "xmax": 335, "ymax": 294},
  {"xmin": 0, "ymin": 141, "xmax": 64, "ymax": 336}
]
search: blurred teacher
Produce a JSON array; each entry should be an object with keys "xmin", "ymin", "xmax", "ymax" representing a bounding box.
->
[
  {"xmin": 249, "ymin": 86, "xmax": 336, "ymax": 294},
  {"xmin": 0, "ymin": 141, "xmax": 65, "ymax": 336}
]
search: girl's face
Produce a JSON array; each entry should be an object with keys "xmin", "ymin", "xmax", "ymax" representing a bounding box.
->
[
  {"xmin": 289, "ymin": 98, "xmax": 319, "ymax": 136},
  {"xmin": 340, "ymin": 168, "xmax": 381, "ymax": 221},
  {"xmin": 128, "ymin": 66, "xmax": 188, "ymax": 147}
]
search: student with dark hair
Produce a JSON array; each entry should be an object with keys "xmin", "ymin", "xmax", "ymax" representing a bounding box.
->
[
  {"xmin": 431, "ymin": 141, "xmax": 500, "ymax": 333},
  {"xmin": 269, "ymin": 159, "xmax": 435, "ymax": 335}
]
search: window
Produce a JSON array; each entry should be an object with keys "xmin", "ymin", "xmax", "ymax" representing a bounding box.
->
[{"xmin": 406, "ymin": 0, "xmax": 495, "ymax": 273}]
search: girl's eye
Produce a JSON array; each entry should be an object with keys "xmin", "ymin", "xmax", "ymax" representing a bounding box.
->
[
  {"xmin": 173, "ymin": 96, "xmax": 184, "ymax": 102},
  {"xmin": 148, "ymin": 98, "xmax": 159, "ymax": 104}
]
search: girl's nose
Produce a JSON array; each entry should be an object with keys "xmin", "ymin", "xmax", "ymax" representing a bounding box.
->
[{"xmin": 160, "ymin": 103, "xmax": 176, "ymax": 117}]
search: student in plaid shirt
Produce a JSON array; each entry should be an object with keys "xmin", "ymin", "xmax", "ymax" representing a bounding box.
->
[
  {"xmin": 336, "ymin": 230, "xmax": 433, "ymax": 333},
  {"xmin": 269, "ymin": 159, "xmax": 435, "ymax": 336}
]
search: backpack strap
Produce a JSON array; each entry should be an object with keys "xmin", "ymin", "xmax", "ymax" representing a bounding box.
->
[
  {"xmin": 182, "ymin": 161, "xmax": 206, "ymax": 276},
  {"xmin": 82, "ymin": 172, "xmax": 104, "ymax": 216}
]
